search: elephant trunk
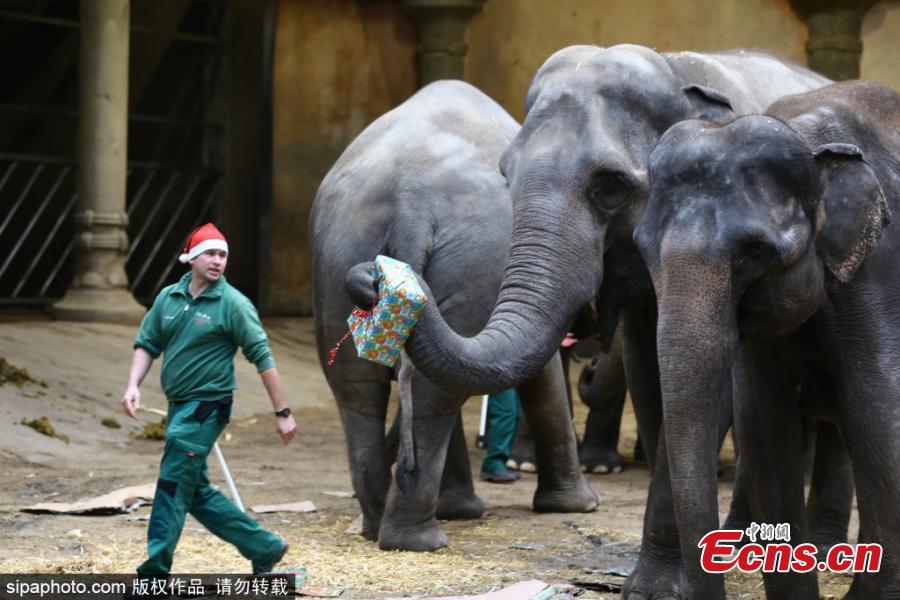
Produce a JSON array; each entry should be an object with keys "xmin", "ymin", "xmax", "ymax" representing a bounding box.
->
[
  {"xmin": 405, "ymin": 187, "xmax": 601, "ymax": 395},
  {"xmin": 655, "ymin": 256, "xmax": 736, "ymax": 598}
]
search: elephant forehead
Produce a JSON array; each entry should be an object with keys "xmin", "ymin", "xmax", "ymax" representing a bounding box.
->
[{"xmin": 529, "ymin": 45, "xmax": 677, "ymax": 109}]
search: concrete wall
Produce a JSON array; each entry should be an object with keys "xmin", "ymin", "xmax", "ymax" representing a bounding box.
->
[
  {"xmin": 269, "ymin": 0, "xmax": 416, "ymax": 313},
  {"xmin": 466, "ymin": 0, "xmax": 807, "ymax": 122},
  {"xmin": 271, "ymin": 0, "xmax": 898, "ymax": 314},
  {"xmin": 862, "ymin": 1, "xmax": 900, "ymax": 91}
]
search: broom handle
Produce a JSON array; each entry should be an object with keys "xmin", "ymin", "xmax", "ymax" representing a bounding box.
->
[
  {"xmin": 478, "ymin": 395, "xmax": 489, "ymax": 437},
  {"xmin": 213, "ymin": 442, "xmax": 244, "ymax": 512}
]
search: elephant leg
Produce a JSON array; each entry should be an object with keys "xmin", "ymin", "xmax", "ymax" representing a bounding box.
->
[
  {"xmin": 733, "ymin": 343, "xmax": 817, "ymax": 599},
  {"xmin": 806, "ymin": 419, "xmax": 853, "ymax": 555},
  {"xmin": 517, "ymin": 351, "xmax": 598, "ymax": 513},
  {"xmin": 622, "ymin": 433, "xmax": 685, "ymax": 599},
  {"xmin": 436, "ymin": 411, "xmax": 485, "ymax": 520},
  {"xmin": 579, "ymin": 326, "xmax": 627, "ymax": 474},
  {"xmin": 388, "ymin": 406, "xmax": 484, "ymax": 521},
  {"xmin": 330, "ymin": 366, "xmax": 392, "ymax": 542},
  {"xmin": 378, "ymin": 369, "xmax": 463, "ymax": 551},
  {"xmin": 721, "ymin": 450, "xmax": 753, "ymax": 534},
  {"xmin": 623, "ymin": 308, "xmax": 734, "ymax": 599},
  {"xmin": 621, "ymin": 306, "xmax": 662, "ymax": 470},
  {"xmin": 836, "ymin": 399, "xmax": 900, "ymax": 598},
  {"xmin": 507, "ymin": 414, "xmax": 537, "ymax": 472}
]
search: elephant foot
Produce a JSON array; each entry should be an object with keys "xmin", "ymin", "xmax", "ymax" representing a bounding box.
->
[
  {"xmin": 533, "ymin": 475, "xmax": 599, "ymax": 513},
  {"xmin": 436, "ymin": 490, "xmax": 485, "ymax": 520},
  {"xmin": 580, "ymin": 448, "xmax": 624, "ymax": 474},
  {"xmin": 721, "ymin": 511, "xmax": 749, "ymax": 535},
  {"xmin": 361, "ymin": 516, "xmax": 380, "ymax": 542},
  {"xmin": 622, "ymin": 552, "xmax": 685, "ymax": 599},
  {"xmin": 378, "ymin": 519, "xmax": 449, "ymax": 552},
  {"xmin": 809, "ymin": 529, "xmax": 848, "ymax": 558}
]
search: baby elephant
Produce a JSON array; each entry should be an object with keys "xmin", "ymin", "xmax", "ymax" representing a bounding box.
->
[
  {"xmin": 635, "ymin": 81, "xmax": 900, "ymax": 599},
  {"xmin": 311, "ymin": 80, "xmax": 596, "ymax": 552}
]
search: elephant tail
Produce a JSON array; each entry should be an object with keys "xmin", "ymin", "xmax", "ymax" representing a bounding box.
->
[{"xmin": 398, "ymin": 350, "xmax": 416, "ymax": 472}]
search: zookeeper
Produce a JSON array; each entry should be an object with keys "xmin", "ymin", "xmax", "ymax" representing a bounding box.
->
[{"xmin": 120, "ymin": 222, "xmax": 297, "ymax": 577}]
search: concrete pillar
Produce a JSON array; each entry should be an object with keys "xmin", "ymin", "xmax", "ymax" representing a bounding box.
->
[
  {"xmin": 52, "ymin": 0, "xmax": 145, "ymax": 324},
  {"xmin": 401, "ymin": 0, "xmax": 485, "ymax": 86},
  {"xmin": 790, "ymin": 0, "xmax": 877, "ymax": 80}
]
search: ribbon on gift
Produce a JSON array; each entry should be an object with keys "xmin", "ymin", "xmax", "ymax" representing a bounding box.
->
[{"xmin": 328, "ymin": 256, "xmax": 427, "ymax": 368}]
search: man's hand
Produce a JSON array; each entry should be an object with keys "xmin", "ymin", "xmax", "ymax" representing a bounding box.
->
[
  {"xmin": 276, "ymin": 414, "xmax": 297, "ymax": 445},
  {"xmin": 122, "ymin": 386, "xmax": 141, "ymax": 419}
]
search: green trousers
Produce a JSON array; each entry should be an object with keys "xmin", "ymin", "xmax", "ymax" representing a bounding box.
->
[
  {"xmin": 481, "ymin": 389, "xmax": 521, "ymax": 474},
  {"xmin": 137, "ymin": 399, "xmax": 282, "ymax": 575}
]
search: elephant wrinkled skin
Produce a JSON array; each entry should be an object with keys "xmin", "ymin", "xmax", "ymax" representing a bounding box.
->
[
  {"xmin": 380, "ymin": 45, "xmax": 839, "ymax": 597},
  {"xmin": 636, "ymin": 81, "xmax": 900, "ymax": 598},
  {"xmin": 311, "ymin": 81, "xmax": 597, "ymax": 552}
]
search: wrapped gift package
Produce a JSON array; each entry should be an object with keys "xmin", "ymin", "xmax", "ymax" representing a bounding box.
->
[{"xmin": 348, "ymin": 255, "xmax": 427, "ymax": 367}]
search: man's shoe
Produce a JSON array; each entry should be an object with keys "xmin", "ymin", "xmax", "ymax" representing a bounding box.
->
[
  {"xmin": 480, "ymin": 469, "xmax": 521, "ymax": 483},
  {"xmin": 252, "ymin": 541, "xmax": 289, "ymax": 575}
]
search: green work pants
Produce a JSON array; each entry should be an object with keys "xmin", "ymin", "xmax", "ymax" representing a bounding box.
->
[
  {"xmin": 481, "ymin": 389, "xmax": 521, "ymax": 474},
  {"xmin": 137, "ymin": 399, "xmax": 282, "ymax": 575}
]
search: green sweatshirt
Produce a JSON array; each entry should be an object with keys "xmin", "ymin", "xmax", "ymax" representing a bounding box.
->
[{"xmin": 134, "ymin": 272, "xmax": 275, "ymax": 403}]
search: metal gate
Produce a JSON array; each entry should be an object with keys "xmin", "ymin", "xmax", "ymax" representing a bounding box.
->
[{"xmin": 0, "ymin": 0, "xmax": 227, "ymax": 307}]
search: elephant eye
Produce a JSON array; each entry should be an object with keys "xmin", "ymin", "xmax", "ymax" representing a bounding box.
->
[{"xmin": 586, "ymin": 171, "xmax": 632, "ymax": 213}]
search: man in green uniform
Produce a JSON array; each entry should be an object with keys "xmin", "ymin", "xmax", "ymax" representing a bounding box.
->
[{"xmin": 121, "ymin": 223, "xmax": 296, "ymax": 578}]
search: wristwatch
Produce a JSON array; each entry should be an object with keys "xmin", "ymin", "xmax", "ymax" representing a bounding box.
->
[{"xmin": 274, "ymin": 407, "xmax": 291, "ymax": 418}]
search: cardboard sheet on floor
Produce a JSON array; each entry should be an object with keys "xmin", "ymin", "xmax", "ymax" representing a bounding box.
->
[
  {"xmin": 250, "ymin": 501, "xmax": 316, "ymax": 514},
  {"xmin": 21, "ymin": 482, "xmax": 156, "ymax": 515},
  {"xmin": 390, "ymin": 579, "xmax": 550, "ymax": 600}
]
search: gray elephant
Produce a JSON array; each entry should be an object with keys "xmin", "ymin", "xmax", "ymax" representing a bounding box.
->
[
  {"xmin": 508, "ymin": 330, "xmax": 631, "ymax": 475},
  {"xmin": 310, "ymin": 80, "xmax": 597, "ymax": 552},
  {"xmin": 635, "ymin": 80, "xmax": 899, "ymax": 598},
  {"xmin": 350, "ymin": 45, "xmax": 847, "ymax": 595}
]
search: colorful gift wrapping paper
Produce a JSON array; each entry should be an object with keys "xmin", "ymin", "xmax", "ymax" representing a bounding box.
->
[{"xmin": 348, "ymin": 255, "xmax": 427, "ymax": 367}]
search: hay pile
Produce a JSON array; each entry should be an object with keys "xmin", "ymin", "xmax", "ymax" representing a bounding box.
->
[
  {"xmin": 133, "ymin": 417, "xmax": 166, "ymax": 440},
  {"xmin": 0, "ymin": 357, "xmax": 46, "ymax": 387},
  {"xmin": 21, "ymin": 416, "xmax": 69, "ymax": 443},
  {"xmin": 3, "ymin": 512, "xmax": 614, "ymax": 597}
]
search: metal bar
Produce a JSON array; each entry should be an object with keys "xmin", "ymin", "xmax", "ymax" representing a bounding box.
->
[
  {"xmin": 130, "ymin": 113, "xmax": 224, "ymax": 129},
  {"xmin": 0, "ymin": 104, "xmax": 224, "ymax": 130},
  {"xmin": 0, "ymin": 153, "xmax": 75, "ymax": 166},
  {"xmin": 127, "ymin": 159, "xmax": 221, "ymax": 173},
  {"xmin": 150, "ymin": 177, "xmax": 222, "ymax": 296},
  {"xmin": 131, "ymin": 175, "xmax": 203, "ymax": 291},
  {"xmin": 126, "ymin": 170, "xmax": 158, "ymax": 220},
  {"xmin": 0, "ymin": 10, "xmax": 79, "ymax": 29},
  {"xmin": 39, "ymin": 237, "xmax": 74, "ymax": 298},
  {"xmin": 0, "ymin": 10, "xmax": 224, "ymax": 44},
  {"xmin": 0, "ymin": 103, "xmax": 77, "ymax": 118},
  {"xmin": 0, "ymin": 167, "xmax": 70, "ymax": 281},
  {"xmin": 126, "ymin": 172, "xmax": 181, "ymax": 262},
  {"xmin": 13, "ymin": 189, "xmax": 78, "ymax": 298},
  {"xmin": 0, "ymin": 162, "xmax": 18, "ymax": 196},
  {"xmin": 0, "ymin": 298, "xmax": 58, "ymax": 305},
  {"xmin": 130, "ymin": 25, "xmax": 222, "ymax": 45},
  {"xmin": 0, "ymin": 164, "xmax": 43, "ymax": 238}
]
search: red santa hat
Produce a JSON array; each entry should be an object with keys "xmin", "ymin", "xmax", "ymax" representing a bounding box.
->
[{"xmin": 178, "ymin": 222, "xmax": 229, "ymax": 263}]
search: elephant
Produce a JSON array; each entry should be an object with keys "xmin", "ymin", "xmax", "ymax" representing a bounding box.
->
[
  {"xmin": 310, "ymin": 80, "xmax": 598, "ymax": 552},
  {"xmin": 347, "ymin": 45, "xmax": 852, "ymax": 596},
  {"xmin": 507, "ymin": 329, "xmax": 630, "ymax": 475},
  {"xmin": 634, "ymin": 80, "xmax": 899, "ymax": 598}
]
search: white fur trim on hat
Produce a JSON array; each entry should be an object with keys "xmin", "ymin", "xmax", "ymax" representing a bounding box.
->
[{"xmin": 178, "ymin": 238, "xmax": 229, "ymax": 263}]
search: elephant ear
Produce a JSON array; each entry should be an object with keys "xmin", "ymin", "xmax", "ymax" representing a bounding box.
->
[
  {"xmin": 682, "ymin": 84, "xmax": 735, "ymax": 122},
  {"xmin": 813, "ymin": 143, "xmax": 892, "ymax": 283}
]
